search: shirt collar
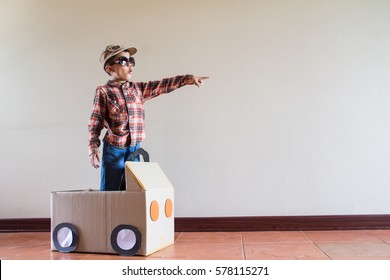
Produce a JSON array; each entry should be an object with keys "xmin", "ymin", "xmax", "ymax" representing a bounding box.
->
[{"xmin": 107, "ymin": 79, "xmax": 131, "ymax": 88}]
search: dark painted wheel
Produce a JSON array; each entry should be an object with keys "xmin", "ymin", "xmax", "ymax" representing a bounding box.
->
[
  {"xmin": 110, "ymin": 224, "xmax": 142, "ymax": 256},
  {"xmin": 52, "ymin": 223, "xmax": 79, "ymax": 252}
]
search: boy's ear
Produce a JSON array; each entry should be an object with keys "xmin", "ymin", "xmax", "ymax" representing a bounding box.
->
[{"xmin": 104, "ymin": 65, "xmax": 112, "ymax": 74}]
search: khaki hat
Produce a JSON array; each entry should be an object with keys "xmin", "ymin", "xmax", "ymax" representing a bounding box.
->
[{"xmin": 100, "ymin": 44, "xmax": 137, "ymax": 68}]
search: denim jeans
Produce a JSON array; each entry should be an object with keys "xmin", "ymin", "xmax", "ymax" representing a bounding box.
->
[{"xmin": 100, "ymin": 141, "xmax": 140, "ymax": 191}]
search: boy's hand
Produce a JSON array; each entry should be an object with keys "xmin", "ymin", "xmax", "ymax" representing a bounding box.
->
[
  {"xmin": 192, "ymin": 76, "xmax": 209, "ymax": 87},
  {"xmin": 90, "ymin": 150, "xmax": 101, "ymax": 169}
]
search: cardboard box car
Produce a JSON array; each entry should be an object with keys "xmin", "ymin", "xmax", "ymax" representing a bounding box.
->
[{"xmin": 51, "ymin": 161, "xmax": 174, "ymax": 256}]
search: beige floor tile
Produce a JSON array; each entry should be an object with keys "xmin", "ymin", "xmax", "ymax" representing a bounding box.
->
[
  {"xmin": 162, "ymin": 242, "xmax": 244, "ymax": 259},
  {"xmin": 242, "ymin": 231, "xmax": 310, "ymax": 243},
  {"xmin": 365, "ymin": 230, "xmax": 390, "ymax": 242},
  {"xmin": 146, "ymin": 244, "xmax": 174, "ymax": 258},
  {"xmin": 0, "ymin": 243, "xmax": 50, "ymax": 260},
  {"xmin": 315, "ymin": 241, "xmax": 390, "ymax": 260},
  {"xmin": 303, "ymin": 230, "xmax": 382, "ymax": 242},
  {"xmin": 244, "ymin": 242, "xmax": 330, "ymax": 260},
  {"xmin": 176, "ymin": 232, "xmax": 242, "ymax": 245}
]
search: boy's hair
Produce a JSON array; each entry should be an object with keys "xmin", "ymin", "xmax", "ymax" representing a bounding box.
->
[{"xmin": 104, "ymin": 54, "xmax": 121, "ymax": 68}]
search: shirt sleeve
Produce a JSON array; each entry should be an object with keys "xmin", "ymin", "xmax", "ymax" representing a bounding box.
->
[
  {"xmin": 88, "ymin": 87, "xmax": 107, "ymax": 155},
  {"xmin": 138, "ymin": 74, "xmax": 194, "ymax": 101}
]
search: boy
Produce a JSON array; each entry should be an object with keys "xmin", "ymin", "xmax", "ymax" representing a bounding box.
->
[{"xmin": 88, "ymin": 44, "xmax": 209, "ymax": 191}]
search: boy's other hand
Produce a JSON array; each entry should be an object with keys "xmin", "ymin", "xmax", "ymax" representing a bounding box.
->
[
  {"xmin": 90, "ymin": 150, "xmax": 101, "ymax": 169},
  {"xmin": 193, "ymin": 76, "xmax": 209, "ymax": 87}
]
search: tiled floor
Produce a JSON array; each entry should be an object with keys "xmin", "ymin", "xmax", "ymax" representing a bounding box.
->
[{"xmin": 1, "ymin": 230, "xmax": 390, "ymax": 260}]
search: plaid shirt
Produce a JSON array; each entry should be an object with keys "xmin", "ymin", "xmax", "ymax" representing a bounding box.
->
[{"xmin": 88, "ymin": 75, "xmax": 193, "ymax": 155}]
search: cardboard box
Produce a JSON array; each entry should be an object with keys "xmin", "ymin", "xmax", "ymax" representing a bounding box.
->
[{"xmin": 51, "ymin": 161, "xmax": 174, "ymax": 256}]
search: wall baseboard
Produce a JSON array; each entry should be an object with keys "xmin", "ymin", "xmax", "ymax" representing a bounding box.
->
[
  {"xmin": 0, "ymin": 218, "xmax": 51, "ymax": 232},
  {"xmin": 175, "ymin": 214, "xmax": 390, "ymax": 231},
  {"xmin": 1, "ymin": 215, "xmax": 390, "ymax": 232}
]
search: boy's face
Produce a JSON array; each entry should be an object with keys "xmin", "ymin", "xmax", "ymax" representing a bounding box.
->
[{"xmin": 105, "ymin": 51, "xmax": 134, "ymax": 82}]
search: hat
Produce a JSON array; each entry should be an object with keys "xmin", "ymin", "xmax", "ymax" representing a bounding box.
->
[{"xmin": 100, "ymin": 44, "xmax": 137, "ymax": 68}]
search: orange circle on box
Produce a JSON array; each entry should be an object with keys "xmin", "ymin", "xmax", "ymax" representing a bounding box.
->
[
  {"xmin": 150, "ymin": 200, "xmax": 159, "ymax": 221},
  {"xmin": 165, "ymin": 199, "xmax": 173, "ymax": 218}
]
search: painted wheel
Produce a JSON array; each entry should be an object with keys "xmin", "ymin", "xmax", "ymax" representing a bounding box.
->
[
  {"xmin": 110, "ymin": 224, "xmax": 142, "ymax": 256},
  {"xmin": 52, "ymin": 223, "xmax": 79, "ymax": 252}
]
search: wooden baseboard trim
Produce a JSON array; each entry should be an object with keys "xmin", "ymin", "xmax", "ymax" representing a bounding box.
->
[
  {"xmin": 175, "ymin": 214, "xmax": 390, "ymax": 232},
  {"xmin": 1, "ymin": 215, "xmax": 390, "ymax": 232},
  {"xmin": 0, "ymin": 218, "xmax": 51, "ymax": 232}
]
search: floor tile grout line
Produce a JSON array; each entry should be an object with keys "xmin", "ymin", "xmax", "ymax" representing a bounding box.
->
[
  {"xmin": 241, "ymin": 232, "xmax": 246, "ymax": 260},
  {"xmin": 301, "ymin": 231, "xmax": 333, "ymax": 260},
  {"xmin": 300, "ymin": 231, "xmax": 314, "ymax": 242},
  {"xmin": 160, "ymin": 232, "xmax": 183, "ymax": 259},
  {"xmin": 175, "ymin": 232, "xmax": 183, "ymax": 241},
  {"xmin": 364, "ymin": 229, "xmax": 390, "ymax": 243}
]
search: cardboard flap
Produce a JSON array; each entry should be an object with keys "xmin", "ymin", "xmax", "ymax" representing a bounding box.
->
[{"xmin": 125, "ymin": 162, "xmax": 174, "ymax": 192}]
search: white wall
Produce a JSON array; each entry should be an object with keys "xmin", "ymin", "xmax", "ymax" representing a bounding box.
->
[{"xmin": 1, "ymin": 0, "xmax": 389, "ymax": 218}]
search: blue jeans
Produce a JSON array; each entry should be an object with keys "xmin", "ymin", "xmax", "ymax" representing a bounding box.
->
[{"xmin": 100, "ymin": 141, "xmax": 140, "ymax": 191}]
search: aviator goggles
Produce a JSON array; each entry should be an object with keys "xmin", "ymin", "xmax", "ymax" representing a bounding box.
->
[{"xmin": 110, "ymin": 56, "xmax": 135, "ymax": 67}]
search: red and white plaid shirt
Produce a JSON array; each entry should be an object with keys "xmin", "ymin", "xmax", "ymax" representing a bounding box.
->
[{"xmin": 88, "ymin": 75, "xmax": 194, "ymax": 155}]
